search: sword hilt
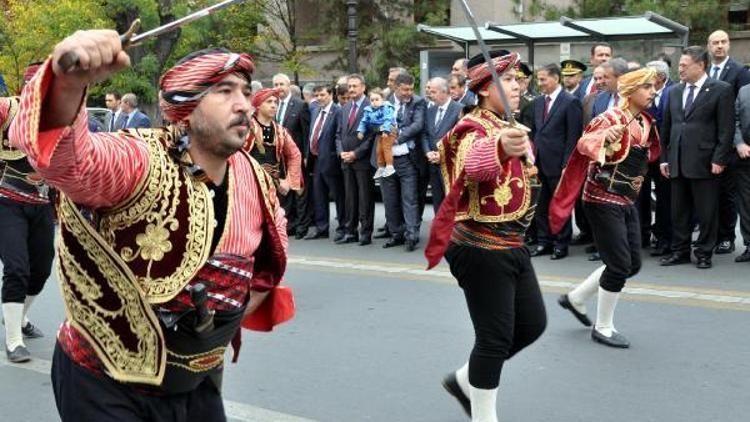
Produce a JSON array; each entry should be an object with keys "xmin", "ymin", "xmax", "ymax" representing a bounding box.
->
[{"xmin": 57, "ymin": 19, "xmax": 141, "ymax": 73}]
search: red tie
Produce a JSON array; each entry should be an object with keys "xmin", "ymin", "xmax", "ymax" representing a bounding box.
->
[
  {"xmin": 543, "ymin": 96, "xmax": 551, "ymax": 122},
  {"xmin": 588, "ymin": 80, "xmax": 596, "ymax": 95},
  {"xmin": 347, "ymin": 102, "xmax": 359, "ymax": 129},
  {"xmin": 310, "ymin": 110, "xmax": 326, "ymax": 156},
  {"xmin": 613, "ymin": 93, "xmax": 620, "ymax": 108}
]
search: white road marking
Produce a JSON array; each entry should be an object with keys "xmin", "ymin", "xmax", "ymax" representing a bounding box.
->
[
  {"xmin": 289, "ymin": 256, "xmax": 750, "ymax": 309},
  {"xmin": 0, "ymin": 355, "xmax": 319, "ymax": 422}
]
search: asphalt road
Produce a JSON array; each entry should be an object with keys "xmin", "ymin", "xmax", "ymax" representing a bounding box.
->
[{"xmin": 1, "ymin": 204, "xmax": 749, "ymax": 421}]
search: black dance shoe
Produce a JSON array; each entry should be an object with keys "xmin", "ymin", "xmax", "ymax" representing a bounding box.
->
[
  {"xmin": 441, "ymin": 373, "xmax": 471, "ymax": 417},
  {"xmin": 6, "ymin": 345, "xmax": 31, "ymax": 363},
  {"xmin": 22, "ymin": 322, "xmax": 44, "ymax": 339},
  {"xmin": 557, "ymin": 294, "xmax": 592, "ymax": 327},
  {"xmin": 591, "ymin": 329, "xmax": 630, "ymax": 348}
]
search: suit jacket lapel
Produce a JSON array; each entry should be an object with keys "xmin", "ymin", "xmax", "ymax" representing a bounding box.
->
[
  {"xmin": 542, "ymin": 94, "xmax": 564, "ymax": 129},
  {"xmin": 685, "ymin": 80, "xmax": 712, "ymax": 119}
]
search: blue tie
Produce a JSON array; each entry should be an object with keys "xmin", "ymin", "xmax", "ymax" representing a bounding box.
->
[
  {"xmin": 684, "ymin": 85, "xmax": 696, "ymax": 114},
  {"xmin": 712, "ymin": 66, "xmax": 721, "ymax": 80}
]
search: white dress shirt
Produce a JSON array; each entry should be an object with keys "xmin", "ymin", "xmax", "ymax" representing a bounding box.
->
[
  {"xmin": 710, "ymin": 57, "xmax": 729, "ymax": 80},
  {"xmin": 682, "ymin": 73, "xmax": 708, "ymax": 109}
]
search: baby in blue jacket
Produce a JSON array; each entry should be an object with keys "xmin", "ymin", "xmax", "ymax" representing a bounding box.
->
[{"xmin": 357, "ymin": 88, "xmax": 397, "ymax": 179}]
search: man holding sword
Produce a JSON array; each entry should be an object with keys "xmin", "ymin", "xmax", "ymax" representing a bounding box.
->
[{"xmin": 10, "ymin": 27, "xmax": 293, "ymax": 421}]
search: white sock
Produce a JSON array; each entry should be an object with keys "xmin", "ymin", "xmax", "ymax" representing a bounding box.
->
[
  {"xmin": 2, "ymin": 303, "xmax": 25, "ymax": 351},
  {"xmin": 568, "ymin": 265, "xmax": 605, "ymax": 314},
  {"xmin": 470, "ymin": 385, "xmax": 499, "ymax": 422},
  {"xmin": 595, "ymin": 287, "xmax": 620, "ymax": 337},
  {"xmin": 22, "ymin": 295, "xmax": 37, "ymax": 326},
  {"xmin": 455, "ymin": 362, "xmax": 470, "ymax": 398}
]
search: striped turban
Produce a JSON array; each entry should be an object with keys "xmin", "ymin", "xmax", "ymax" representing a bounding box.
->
[
  {"xmin": 251, "ymin": 88, "xmax": 281, "ymax": 109},
  {"xmin": 159, "ymin": 48, "xmax": 255, "ymax": 123},
  {"xmin": 617, "ymin": 67, "xmax": 657, "ymax": 110},
  {"xmin": 466, "ymin": 50, "xmax": 519, "ymax": 93}
]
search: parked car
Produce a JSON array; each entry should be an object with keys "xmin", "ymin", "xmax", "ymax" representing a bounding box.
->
[{"xmin": 87, "ymin": 107, "xmax": 109, "ymax": 132}]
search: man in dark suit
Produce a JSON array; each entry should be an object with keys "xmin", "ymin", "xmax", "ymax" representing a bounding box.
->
[
  {"xmin": 660, "ymin": 46, "xmax": 735, "ymax": 269},
  {"xmin": 118, "ymin": 93, "xmax": 151, "ymax": 129},
  {"xmin": 575, "ymin": 42, "xmax": 613, "ymax": 101},
  {"xmin": 591, "ymin": 58, "xmax": 629, "ymax": 119},
  {"xmin": 380, "ymin": 73, "xmax": 425, "ymax": 252},
  {"xmin": 643, "ymin": 59, "xmax": 676, "ymax": 257},
  {"xmin": 303, "ymin": 85, "xmax": 345, "ymax": 241},
  {"xmin": 422, "ymin": 77, "xmax": 461, "ymax": 212},
  {"xmin": 733, "ymin": 83, "xmax": 750, "ymax": 262},
  {"xmin": 707, "ymin": 30, "xmax": 750, "ymax": 254},
  {"xmin": 103, "ymin": 91, "xmax": 122, "ymax": 131},
  {"xmin": 273, "ymin": 73, "xmax": 311, "ymax": 239},
  {"xmin": 530, "ymin": 63, "xmax": 583, "ymax": 259},
  {"xmin": 335, "ymin": 74, "xmax": 375, "ymax": 245}
]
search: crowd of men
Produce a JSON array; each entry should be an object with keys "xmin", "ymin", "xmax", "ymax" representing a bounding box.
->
[{"xmin": 87, "ymin": 29, "xmax": 750, "ymax": 270}]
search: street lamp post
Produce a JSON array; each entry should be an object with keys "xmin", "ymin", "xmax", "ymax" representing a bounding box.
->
[{"xmin": 347, "ymin": 0, "xmax": 358, "ymax": 73}]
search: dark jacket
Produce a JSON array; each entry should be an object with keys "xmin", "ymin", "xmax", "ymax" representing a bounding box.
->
[
  {"xmin": 336, "ymin": 96, "xmax": 374, "ymax": 170},
  {"xmin": 124, "ymin": 109, "xmax": 151, "ymax": 129},
  {"xmin": 714, "ymin": 57, "xmax": 750, "ymax": 96},
  {"xmin": 660, "ymin": 78, "xmax": 735, "ymax": 179},
  {"xmin": 309, "ymin": 103, "xmax": 342, "ymax": 176},
  {"xmin": 530, "ymin": 89, "xmax": 583, "ymax": 177},
  {"xmin": 281, "ymin": 95, "xmax": 311, "ymax": 156},
  {"xmin": 422, "ymin": 99, "xmax": 462, "ymax": 153}
]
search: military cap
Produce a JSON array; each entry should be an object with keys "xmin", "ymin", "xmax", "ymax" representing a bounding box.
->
[
  {"xmin": 560, "ymin": 59, "xmax": 587, "ymax": 76},
  {"xmin": 516, "ymin": 62, "xmax": 532, "ymax": 79}
]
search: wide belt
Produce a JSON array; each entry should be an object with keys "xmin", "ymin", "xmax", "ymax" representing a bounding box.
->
[
  {"xmin": 0, "ymin": 159, "xmax": 49, "ymax": 199},
  {"xmin": 593, "ymin": 146, "xmax": 648, "ymax": 201}
]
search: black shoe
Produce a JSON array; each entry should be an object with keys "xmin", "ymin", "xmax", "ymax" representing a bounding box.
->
[
  {"xmin": 550, "ymin": 247, "xmax": 568, "ymax": 260},
  {"xmin": 335, "ymin": 235, "xmax": 358, "ymax": 244},
  {"xmin": 6, "ymin": 345, "xmax": 31, "ymax": 363},
  {"xmin": 530, "ymin": 245, "xmax": 552, "ymax": 257},
  {"xmin": 359, "ymin": 237, "xmax": 372, "ymax": 246},
  {"xmin": 376, "ymin": 226, "xmax": 387, "ymax": 233},
  {"xmin": 373, "ymin": 231, "xmax": 392, "ymax": 239},
  {"xmin": 588, "ymin": 252, "xmax": 601, "ymax": 261},
  {"xmin": 383, "ymin": 237, "xmax": 406, "ymax": 248},
  {"xmin": 303, "ymin": 229, "xmax": 329, "ymax": 240},
  {"xmin": 660, "ymin": 253, "xmax": 691, "ymax": 266},
  {"xmin": 735, "ymin": 248, "xmax": 750, "ymax": 263},
  {"xmin": 333, "ymin": 232, "xmax": 345, "ymax": 242},
  {"xmin": 696, "ymin": 256, "xmax": 712, "ymax": 269},
  {"xmin": 441, "ymin": 373, "xmax": 471, "ymax": 417},
  {"xmin": 557, "ymin": 294, "xmax": 592, "ymax": 327},
  {"xmin": 22, "ymin": 322, "xmax": 44, "ymax": 339},
  {"xmin": 715, "ymin": 240, "xmax": 735, "ymax": 255},
  {"xmin": 294, "ymin": 231, "xmax": 307, "ymax": 240},
  {"xmin": 649, "ymin": 244, "xmax": 671, "ymax": 257},
  {"xmin": 405, "ymin": 239, "xmax": 417, "ymax": 252},
  {"xmin": 570, "ymin": 234, "xmax": 593, "ymax": 246},
  {"xmin": 591, "ymin": 329, "xmax": 630, "ymax": 348},
  {"xmin": 584, "ymin": 245, "xmax": 598, "ymax": 254}
]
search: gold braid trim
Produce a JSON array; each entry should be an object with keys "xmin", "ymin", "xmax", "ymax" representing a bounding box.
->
[
  {"xmin": 0, "ymin": 97, "xmax": 25, "ymax": 161},
  {"xmin": 58, "ymin": 195, "xmax": 166, "ymax": 385},
  {"xmin": 166, "ymin": 346, "xmax": 226, "ymax": 373}
]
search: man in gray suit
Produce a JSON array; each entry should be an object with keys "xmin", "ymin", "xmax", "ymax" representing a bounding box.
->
[
  {"xmin": 381, "ymin": 73, "xmax": 425, "ymax": 252},
  {"xmin": 422, "ymin": 77, "xmax": 461, "ymax": 212},
  {"xmin": 118, "ymin": 93, "xmax": 151, "ymax": 129},
  {"xmin": 732, "ymin": 84, "xmax": 750, "ymax": 262}
]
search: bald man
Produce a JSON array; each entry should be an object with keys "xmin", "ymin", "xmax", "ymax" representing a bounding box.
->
[{"xmin": 707, "ymin": 30, "xmax": 750, "ymax": 255}]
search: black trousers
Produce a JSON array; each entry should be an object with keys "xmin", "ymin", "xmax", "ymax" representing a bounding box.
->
[
  {"xmin": 536, "ymin": 172, "xmax": 572, "ymax": 248},
  {"xmin": 445, "ymin": 244, "xmax": 546, "ymax": 389},
  {"xmin": 670, "ymin": 176, "xmax": 719, "ymax": 257},
  {"xmin": 428, "ymin": 163, "xmax": 445, "ymax": 213},
  {"xmin": 718, "ymin": 157, "xmax": 738, "ymax": 243},
  {"xmin": 342, "ymin": 163, "xmax": 374, "ymax": 239},
  {"xmin": 585, "ymin": 202, "xmax": 642, "ymax": 293},
  {"xmin": 651, "ymin": 165, "xmax": 672, "ymax": 246},
  {"xmin": 312, "ymin": 162, "xmax": 346, "ymax": 235},
  {"xmin": 52, "ymin": 343, "xmax": 225, "ymax": 422},
  {"xmin": 381, "ymin": 155, "xmax": 420, "ymax": 242},
  {"xmin": 0, "ymin": 198, "xmax": 55, "ymax": 303},
  {"xmin": 734, "ymin": 158, "xmax": 750, "ymax": 246},
  {"xmin": 574, "ymin": 197, "xmax": 591, "ymax": 239},
  {"xmin": 416, "ymin": 150, "xmax": 430, "ymax": 220}
]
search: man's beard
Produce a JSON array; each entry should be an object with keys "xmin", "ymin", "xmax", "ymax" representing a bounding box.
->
[{"xmin": 190, "ymin": 113, "xmax": 249, "ymax": 158}]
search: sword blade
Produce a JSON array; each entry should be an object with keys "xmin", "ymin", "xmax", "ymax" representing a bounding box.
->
[
  {"xmin": 457, "ymin": 0, "xmax": 516, "ymax": 124},
  {"xmin": 130, "ymin": 0, "xmax": 248, "ymax": 45}
]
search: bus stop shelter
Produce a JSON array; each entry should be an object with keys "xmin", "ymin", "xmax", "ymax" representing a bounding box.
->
[{"xmin": 416, "ymin": 12, "xmax": 689, "ymax": 68}]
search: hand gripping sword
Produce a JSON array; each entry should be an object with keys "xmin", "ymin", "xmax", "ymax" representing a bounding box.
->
[
  {"xmin": 456, "ymin": 0, "xmax": 535, "ymax": 166},
  {"xmin": 58, "ymin": 0, "xmax": 249, "ymax": 73}
]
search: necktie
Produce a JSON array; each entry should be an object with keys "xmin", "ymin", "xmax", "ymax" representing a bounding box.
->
[
  {"xmin": 276, "ymin": 100, "xmax": 286, "ymax": 123},
  {"xmin": 588, "ymin": 79, "xmax": 596, "ymax": 95},
  {"xmin": 114, "ymin": 112, "xmax": 128, "ymax": 130},
  {"xmin": 397, "ymin": 103, "xmax": 405, "ymax": 124},
  {"xmin": 684, "ymin": 85, "xmax": 696, "ymax": 113},
  {"xmin": 435, "ymin": 107, "xmax": 444, "ymax": 127},
  {"xmin": 347, "ymin": 102, "xmax": 358, "ymax": 128},
  {"xmin": 543, "ymin": 96, "xmax": 551, "ymax": 122},
  {"xmin": 613, "ymin": 93, "xmax": 620, "ymax": 108},
  {"xmin": 109, "ymin": 112, "xmax": 116, "ymax": 131},
  {"xmin": 712, "ymin": 66, "xmax": 721, "ymax": 80},
  {"xmin": 310, "ymin": 110, "xmax": 326, "ymax": 156}
]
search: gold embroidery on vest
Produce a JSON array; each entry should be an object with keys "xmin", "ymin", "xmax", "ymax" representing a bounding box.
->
[{"xmin": 58, "ymin": 195, "xmax": 166, "ymax": 385}]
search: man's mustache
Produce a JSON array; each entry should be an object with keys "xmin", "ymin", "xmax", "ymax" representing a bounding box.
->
[{"xmin": 229, "ymin": 114, "xmax": 250, "ymax": 128}]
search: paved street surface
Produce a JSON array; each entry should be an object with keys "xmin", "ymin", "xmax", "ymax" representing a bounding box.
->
[{"xmin": 1, "ymin": 204, "xmax": 749, "ymax": 421}]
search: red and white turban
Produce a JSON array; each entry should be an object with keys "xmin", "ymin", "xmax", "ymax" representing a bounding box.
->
[
  {"xmin": 467, "ymin": 51, "xmax": 520, "ymax": 93},
  {"xmin": 251, "ymin": 88, "xmax": 281, "ymax": 109},
  {"xmin": 159, "ymin": 48, "xmax": 255, "ymax": 123}
]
